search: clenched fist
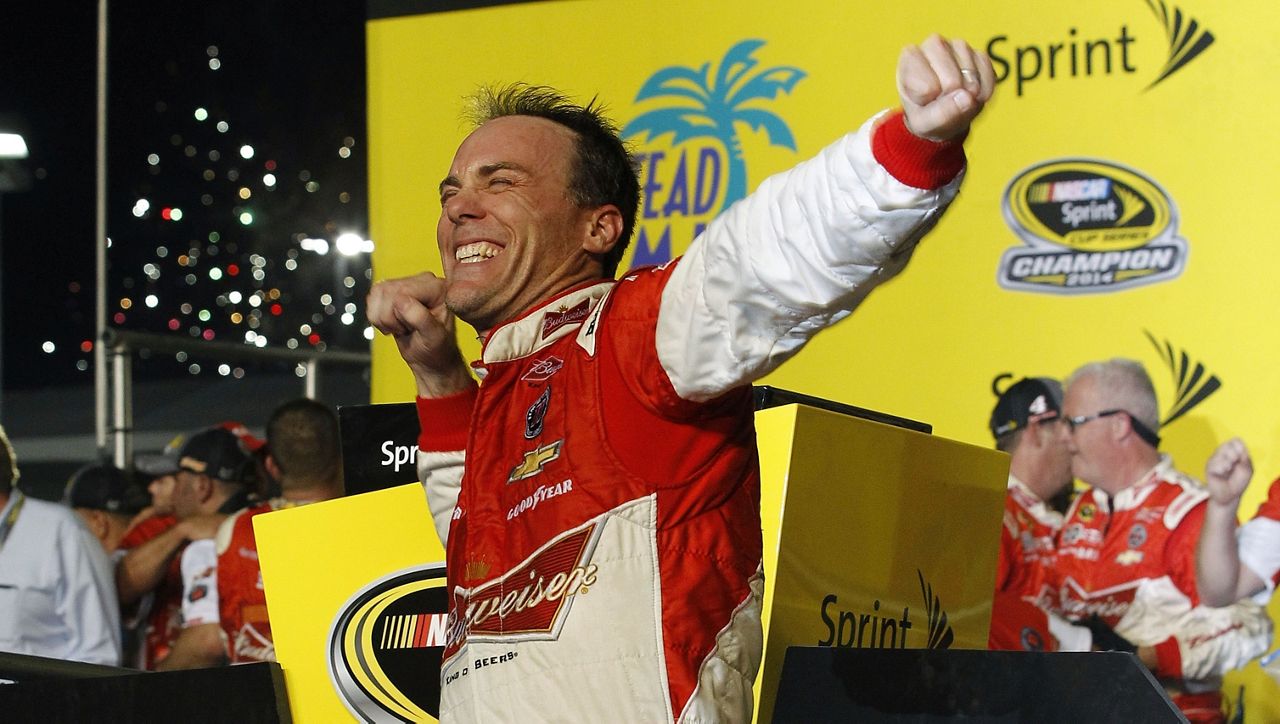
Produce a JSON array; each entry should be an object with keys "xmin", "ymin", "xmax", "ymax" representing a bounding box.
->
[
  {"xmin": 1205, "ymin": 437, "xmax": 1253, "ymax": 507},
  {"xmin": 898, "ymin": 34, "xmax": 995, "ymax": 142},
  {"xmin": 367, "ymin": 272, "xmax": 474, "ymax": 397}
]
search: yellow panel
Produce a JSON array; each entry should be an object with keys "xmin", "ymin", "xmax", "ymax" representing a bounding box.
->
[
  {"xmin": 754, "ymin": 405, "xmax": 1008, "ymax": 722},
  {"xmin": 256, "ymin": 484, "xmax": 445, "ymax": 723}
]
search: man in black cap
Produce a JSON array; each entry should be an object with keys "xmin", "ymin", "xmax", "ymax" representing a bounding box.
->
[
  {"xmin": 118, "ymin": 426, "xmax": 254, "ymax": 670},
  {"xmin": 64, "ymin": 463, "xmax": 148, "ymax": 556},
  {"xmin": 986, "ymin": 375, "xmax": 1088, "ymax": 652}
]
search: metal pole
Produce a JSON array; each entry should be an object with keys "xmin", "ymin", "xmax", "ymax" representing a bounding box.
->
[
  {"xmin": 111, "ymin": 344, "xmax": 132, "ymax": 469},
  {"xmin": 304, "ymin": 359, "xmax": 319, "ymax": 399},
  {"xmin": 93, "ymin": 0, "xmax": 110, "ymax": 456}
]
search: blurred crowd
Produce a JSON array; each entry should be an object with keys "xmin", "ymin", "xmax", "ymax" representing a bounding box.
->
[
  {"xmin": 988, "ymin": 358, "xmax": 1278, "ymax": 723},
  {"xmin": 0, "ymin": 397, "xmax": 343, "ymax": 671}
]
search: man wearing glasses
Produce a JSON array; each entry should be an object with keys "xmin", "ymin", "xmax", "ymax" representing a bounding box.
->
[{"xmin": 1050, "ymin": 359, "xmax": 1270, "ymax": 723}]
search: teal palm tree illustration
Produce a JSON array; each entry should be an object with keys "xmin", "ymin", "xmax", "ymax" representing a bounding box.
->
[{"xmin": 622, "ymin": 39, "xmax": 806, "ymax": 212}]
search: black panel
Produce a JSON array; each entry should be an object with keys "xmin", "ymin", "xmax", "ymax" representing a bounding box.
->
[{"xmin": 772, "ymin": 647, "xmax": 1184, "ymax": 723}]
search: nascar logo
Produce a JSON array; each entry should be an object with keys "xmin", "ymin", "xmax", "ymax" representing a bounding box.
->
[
  {"xmin": 997, "ymin": 158, "xmax": 1188, "ymax": 295},
  {"xmin": 327, "ymin": 563, "xmax": 448, "ymax": 722}
]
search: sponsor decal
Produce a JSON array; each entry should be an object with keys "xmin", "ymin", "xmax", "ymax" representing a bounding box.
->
[
  {"xmin": 443, "ymin": 525, "xmax": 601, "ymax": 665},
  {"xmin": 521, "ymin": 356, "xmax": 564, "ymax": 383},
  {"xmin": 986, "ymin": 3, "xmax": 1214, "ymax": 96},
  {"xmin": 1144, "ymin": 331, "xmax": 1221, "ymax": 426},
  {"xmin": 999, "ymin": 159, "xmax": 1188, "ymax": 294},
  {"xmin": 524, "ymin": 386, "xmax": 551, "ymax": 440},
  {"xmin": 507, "ymin": 479, "xmax": 574, "ymax": 522},
  {"xmin": 622, "ymin": 40, "xmax": 805, "ymax": 267},
  {"xmin": 508, "ymin": 440, "xmax": 562, "ymax": 483},
  {"xmin": 189, "ymin": 584, "xmax": 208, "ymax": 603},
  {"xmin": 1020, "ymin": 627, "xmax": 1046, "ymax": 652},
  {"xmin": 815, "ymin": 570, "xmax": 953, "ymax": 650},
  {"xmin": 1127, "ymin": 523, "xmax": 1148, "ymax": 549},
  {"xmin": 1078, "ymin": 502, "xmax": 1097, "ymax": 523},
  {"xmin": 327, "ymin": 563, "xmax": 449, "ymax": 723},
  {"xmin": 233, "ymin": 622, "xmax": 274, "ymax": 663},
  {"xmin": 541, "ymin": 300, "xmax": 591, "ymax": 339},
  {"xmin": 1057, "ymin": 577, "xmax": 1139, "ymax": 620},
  {"xmin": 1115, "ymin": 550, "xmax": 1145, "ymax": 566}
]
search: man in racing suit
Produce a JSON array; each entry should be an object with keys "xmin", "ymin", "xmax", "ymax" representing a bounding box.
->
[
  {"xmin": 368, "ymin": 35, "xmax": 995, "ymax": 722},
  {"xmin": 986, "ymin": 376, "xmax": 1093, "ymax": 652},
  {"xmin": 1049, "ymin": 359, "xmax": 1271, "ymax": 723}
]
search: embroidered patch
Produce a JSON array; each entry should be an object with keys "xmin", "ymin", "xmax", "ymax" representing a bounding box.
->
[
  {"xmin": 541, "ymin": 300, "xmax": 590, "ymax": 338},
  {"xmin": 525, "ymin": 386, "xmax": 551, "ymax": 439},
  {"xmin": 522, "ymin": 356, "xmax": 564, "ymax": 383}
]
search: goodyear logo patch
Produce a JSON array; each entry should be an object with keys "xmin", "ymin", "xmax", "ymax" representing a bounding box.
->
[
  {"xmin": 327, "ymin": 563, "xmax": 448, "ymax": 722},
  {"xmin": 998, "ymin": 159, "xmax": 1188, "ymax": 294}
]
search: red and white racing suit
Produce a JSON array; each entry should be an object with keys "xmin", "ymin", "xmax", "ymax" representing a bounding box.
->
[
  {"xmin": 416, "ymin": 110, "xmax": 966, "ymax": 722},
  {"xmin": 1238, "ymin": 477, "xmax": 1280, "ymax": 603},
  {"xmin": 1046, "ymin": 457, "xmax": 1272, "ymax": 722},
  {"xmin": 180, "ymin": 498, "xmax": 309, "ymax": 663},
  {"xmin": 989, "ymin": 476, "xmax": 1091, "ymax": 652}
]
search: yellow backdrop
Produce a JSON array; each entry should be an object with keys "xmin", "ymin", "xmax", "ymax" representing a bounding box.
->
[{"xmin": 368, "ymin": 1, "xmax": 1280, "ymax": 716}]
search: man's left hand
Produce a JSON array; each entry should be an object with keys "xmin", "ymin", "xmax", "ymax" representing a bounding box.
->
[{"xmin": 897, "ymin": 34, "xmax": 995, "ymax": 142}]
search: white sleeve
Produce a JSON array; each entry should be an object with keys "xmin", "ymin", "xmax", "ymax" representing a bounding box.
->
[
  {"xmin": 60, "ymin": 521, "xmax": 123, "ymax": 666},
  {"xmin": 420, "ymin": 450, "xmax": 465, "ymax": 546},
  {"xmin": 1168, "ymin": 600, "xmax": 1273, "ymax": 681},
  {"xmin": 179, "ymin": 539, "xmax": 221, "ymax": 628},
  {"xmin": 1238, "ymin": 516, "xmax": 1280, "ymax": 604},
  {"xmin": 656, "ymin": 112, "xmax": 963, "ymax": 401}
]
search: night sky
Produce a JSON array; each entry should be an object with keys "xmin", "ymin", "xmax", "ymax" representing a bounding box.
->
[{"xmin": 0, "ymin": 1, "xmax": 368, "ymax": 390}]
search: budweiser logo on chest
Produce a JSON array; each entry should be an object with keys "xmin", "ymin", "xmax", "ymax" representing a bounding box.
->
[{"xmin": 444, "ymin": 523, "xmax": 601, "ymax": 660}]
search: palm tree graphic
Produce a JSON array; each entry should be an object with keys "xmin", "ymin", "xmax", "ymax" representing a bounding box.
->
[{"xmin": 622, "ymin": 39, "xmax": 806, "ymax": 212}]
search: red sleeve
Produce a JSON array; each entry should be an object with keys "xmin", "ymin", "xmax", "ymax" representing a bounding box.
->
[
  {"xmin": 1254, "ymin": 477, "xmax": 1280, "ymax": 521},
  {"xmin": 870, "ymin": 109, "xmax": 967, "ymax": 190},
  {"xmin": 119, "ymin": 514, "xmax": 177, "ymax": 551},
  {"xmin": 416, "ymin": 385, "xmax": 478, "ymax": 453}
]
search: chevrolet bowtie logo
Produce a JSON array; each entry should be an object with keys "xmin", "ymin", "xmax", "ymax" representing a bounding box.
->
[{"xmin": 508, "ymin": 440, "xmax": 562, "ymax": 483}]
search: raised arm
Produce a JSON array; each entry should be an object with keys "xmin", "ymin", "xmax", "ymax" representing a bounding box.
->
[
  {"xmin": 1197, "ymin": 438, "xmax": 1266, "ymax": 606},
  {"xmin": 656, "ymin": 35, "xmax": 995, "ymax": 400}
]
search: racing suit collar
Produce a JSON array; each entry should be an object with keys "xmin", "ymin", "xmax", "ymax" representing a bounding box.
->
[
  {"xmin": 1008, "ymin": 475, "xmax": 1064, "ymax": 528},
  {"xmin": 480, "ymin": 280, "xmax": 615, "ymax": 365},
  {"xmin": 1106, "ymin": 454, "xmax": 1175, "ymax": 512}
]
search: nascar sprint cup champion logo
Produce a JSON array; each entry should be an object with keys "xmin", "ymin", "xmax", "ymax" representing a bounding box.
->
[{"xmin": 998, "ymin": 159, "xmax": 1188, "ymax": 294}]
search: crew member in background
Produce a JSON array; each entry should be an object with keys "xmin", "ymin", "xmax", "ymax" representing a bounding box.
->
[
  {"xmin": 1050, "ymin": 359, "xmax": 1271, "ymax": 723},
  {"xmin": 173, "ymin": 399, "xmax": 344, "ymax": 667},
  {"xmin": 369, "ymin": 34, "xmax": 994, "ymax": 722},
  {"xmin": 0, "ymin": 424, "xmax": 121, "ymax": 665},
  {"xmin": 986, "ymin": 376, "xmax": 1093, "ymax": 652},
  {"xmin": 115, "ymin": 426, "xmax": 252, "ymax": 671},
  {"xmin": 65, "ymin": 463, "xmax": 149, "ymax": 557},
  {"xmin": 1197, "ymin": 437, "xmax": 1280, "ymax": 605}
]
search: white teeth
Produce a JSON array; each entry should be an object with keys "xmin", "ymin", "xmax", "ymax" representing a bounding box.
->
[{"xmin": 456, "ymin": 242, "xmax": 503, "ymax": 263}]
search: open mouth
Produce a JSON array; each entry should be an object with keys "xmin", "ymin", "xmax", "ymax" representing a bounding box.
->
[{"xmin": 456, "ymin": 241, "xmax": 504, "ymax": 264}]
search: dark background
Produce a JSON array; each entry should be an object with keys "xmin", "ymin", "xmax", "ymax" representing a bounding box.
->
[
  {"xmin": 0, "ymin": 1, "xmax": 372, "ymax": 491},
  {"xmin": 0, "ymin": 1, "xmax": 369, "ymax": 390}
]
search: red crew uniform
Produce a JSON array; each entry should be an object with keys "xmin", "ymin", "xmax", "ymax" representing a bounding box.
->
[
  {"xmin": 180, "ymin": 499, "xmax": 302, "ymax": 663},
  {"xmin": 1046, "ymin": 457, "xmax": 1271, "ymax": 722},
  {"xmin": 989, "ymin": 477, "xmax": 1090, "ymax": 652},
  {"xmin": 117, "ymin": 515, "xmax": 184, "ymax": 669},
  {"xmin": 417, "ymin": 111, "xmax": 967, "ymax": 722}
]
